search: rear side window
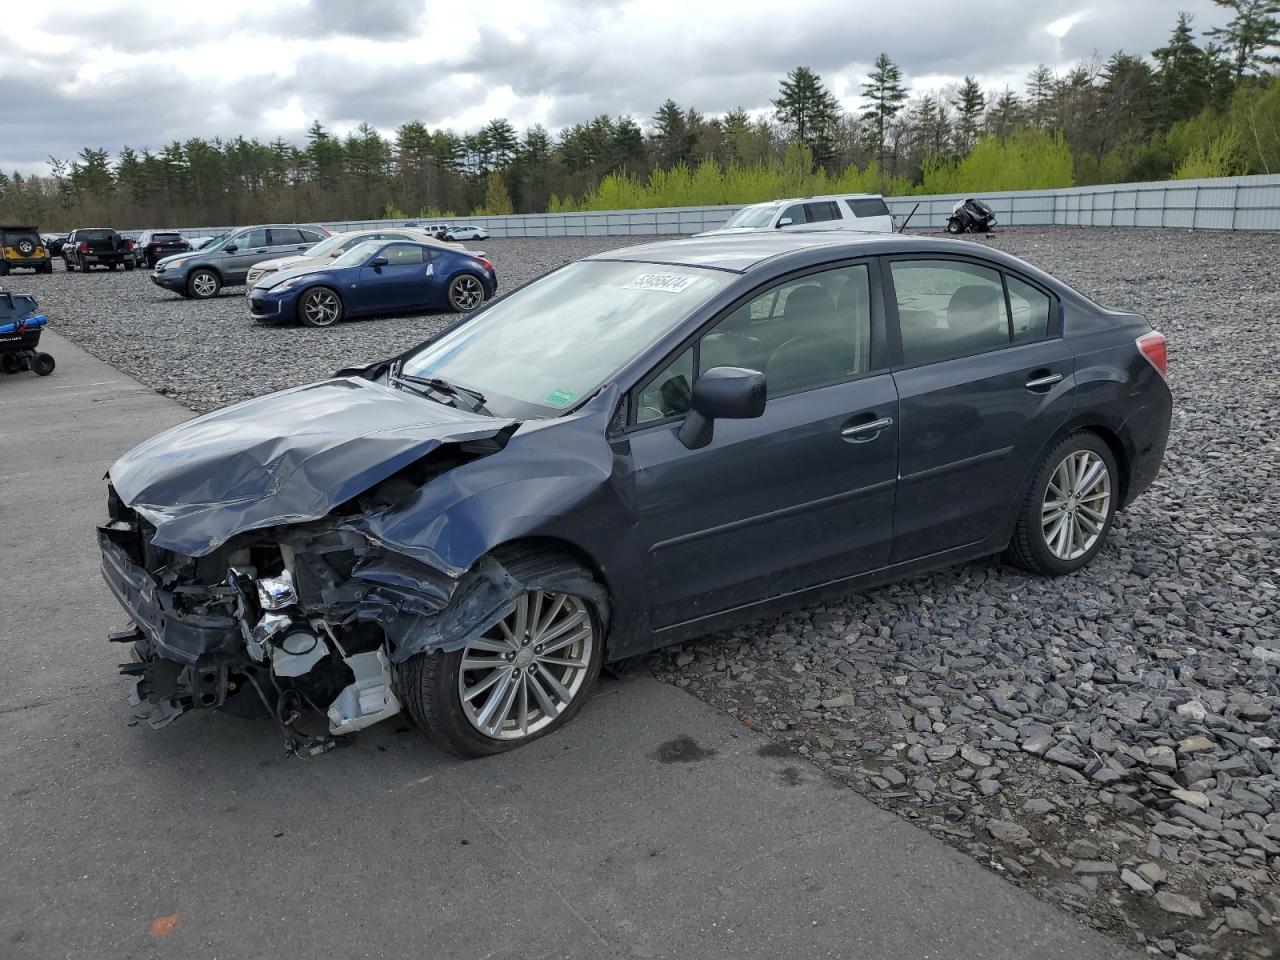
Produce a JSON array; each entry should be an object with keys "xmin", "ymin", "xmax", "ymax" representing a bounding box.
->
[
  {"xmin": 270, "ymin": 228, "xmax": 304, "ymax": 245},
  {"xmin": 382, "ymin": 243, "xmax": 425, "ymax": 265},
  {"xmin": 890, "ymin": 260, "xmax": 1010, "ymax": 366},
  {"xmin": 1006, "ymin": 275, "xmax": 1052, "ymax": 342},
  {"xmin": 802, "ymin": 201, "xmax": 841, "ymax": 223},
  {"xmin": 845, "ymin": 197, "xmax": 891, "ymax": 218}
]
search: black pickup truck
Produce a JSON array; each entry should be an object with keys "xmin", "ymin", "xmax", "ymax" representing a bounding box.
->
[{"xmin": 63, "ymin": 228, "xmax": 137, "ymax": 272}]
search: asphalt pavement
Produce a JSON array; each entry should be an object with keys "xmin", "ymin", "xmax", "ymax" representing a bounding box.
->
[{"xmin": 0, "ymin": 332, "xmax": 1136, "ymax": 960}]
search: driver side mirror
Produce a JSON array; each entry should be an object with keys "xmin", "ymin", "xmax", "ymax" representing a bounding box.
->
[
  {"xmin": 370, "ymin": 256, "xmax": 389, "ymax": 268},
  {"xmin": 224, "ymin": 244, "xmax": 238, "ymax": 253},
  {"xmin": 677, "ymin": 366, "xmax": 766, "ymax": 450},
  {"xmin": 776, "ymin": 217, "xmax": 793, "ymax": 228}
]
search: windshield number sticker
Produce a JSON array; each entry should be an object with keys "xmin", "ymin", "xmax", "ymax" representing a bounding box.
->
[
  {"xmin": 623, "ymin": 273, "xmax": 698, "ymax": 294},
  {"xmin": 544, "ymin": 388, "xmax": 577, "ymax": 407}
]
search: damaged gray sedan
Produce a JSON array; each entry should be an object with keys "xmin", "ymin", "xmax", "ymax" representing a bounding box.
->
[{"xmin": 100, "ymin": 233, "xmax": 1170, "ymax": 756}]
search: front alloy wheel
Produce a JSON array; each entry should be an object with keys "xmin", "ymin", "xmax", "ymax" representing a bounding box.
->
[
  {"xmin": 458, "ymin": 591, "xmax": 596, "ymax": 740},
  {"xmin": 188, "ymin": 269, "xmax": 220, "ymax": 299},
  {"xmin": 401, "ymin": 552, "xmax": 605, "ymax": 757},
  {"xmin": 448, "ymin": 274, "xmax": 484, "ymax": 312},
  {"xmin": 298, "ymin": 287, "xmax": 343, "ymax": 327}
]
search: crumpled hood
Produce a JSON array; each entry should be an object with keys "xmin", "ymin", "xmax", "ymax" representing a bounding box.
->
[{"xmin": 109, "ymin": 378, "xmax": 516, "ymax": 556}]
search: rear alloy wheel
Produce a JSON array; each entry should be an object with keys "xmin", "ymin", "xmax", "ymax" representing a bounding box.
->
[
  {"xmin": 448, "ymin": 274, "xmax": 484, "ymax": 312},
  {"xmin": 402, "ymin": 553, "xmax": 605, "ymax": 756},
  {"xmin": 188, "ymin": 269, "xmax": 220, "ymax": 299},
  {"xmin": 1007, "ymin": 432, "xmax": 1117, "ymax": 575},
  {"xmin": 946, "ymin": 219, "xmax": 963, "ymax": 234},
  {"xmin": 298, "ymin": 287, "xmax": 343, "ymax": 327}
]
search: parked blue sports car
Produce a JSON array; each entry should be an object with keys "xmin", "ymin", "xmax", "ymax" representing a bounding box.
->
[{"xmin": 249, "ymin": 240, "xmax": 498, "ymax": 327}]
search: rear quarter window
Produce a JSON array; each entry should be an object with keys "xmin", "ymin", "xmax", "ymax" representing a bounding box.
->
[
  {"xmin": 1006, "ymin": 274, "xmax": 1053, "ymax": 342},
  {"xmin": 845, "ymin": 198, "xmax": 891, "ymax": 218}
]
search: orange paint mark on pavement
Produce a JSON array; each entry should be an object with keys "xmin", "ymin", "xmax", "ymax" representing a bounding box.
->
[{"xmin": 150, "ymin": 915, "xmax": 180, "ymax": 938}]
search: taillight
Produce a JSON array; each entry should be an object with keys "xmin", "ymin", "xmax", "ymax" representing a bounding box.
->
[
  {"xmin": 78, "ymin": 241, "xmax": 88, "ymax": 253},
  {"xmin": 126, "ymin": 240, "xmax": 136, "ymax": 250},
  {"xmin": 474, "ymin": 257, "xmax": 493, "ymax": 270},
  {"xmin": 1136, "ymin": 330, "xmax": 1167, "ymax": 378}
]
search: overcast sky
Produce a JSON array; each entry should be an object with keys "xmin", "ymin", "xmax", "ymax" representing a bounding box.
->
[{"xmin": 3, "ymin": 0, "xmax": 1222, "ymax": 175}]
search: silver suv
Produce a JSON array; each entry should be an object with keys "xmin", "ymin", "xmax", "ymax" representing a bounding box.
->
[{"xmin": 151, "ymin": 224, "xmax": 329, "ymax": 299}]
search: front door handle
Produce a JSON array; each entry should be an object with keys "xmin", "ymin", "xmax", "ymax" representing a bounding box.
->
[
  {"xmin": 1025, "ymin": 372, "xmax": 1063, "ymax": 390},
  {"xmin": 841, "ymin": 416, "xmax": 893, "ymax": 441}
]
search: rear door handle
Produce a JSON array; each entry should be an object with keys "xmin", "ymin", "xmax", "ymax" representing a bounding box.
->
[
  {"xmin": 1025, "ymin": 372, "xmax": 1063, "ymax": 390},
  {"xmin": 841, "ymin": 416, "xmax": 893, "ymax": 441}
]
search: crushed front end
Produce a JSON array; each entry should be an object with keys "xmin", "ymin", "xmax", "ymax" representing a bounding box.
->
[{"xmin": 99, "ymin": 482, "xmax": 461, "ymax": 749}]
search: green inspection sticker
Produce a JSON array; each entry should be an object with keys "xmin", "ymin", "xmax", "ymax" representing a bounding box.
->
[{"xmin": 544, "ymin": 388, "xmax": 578, "ymax": 407}]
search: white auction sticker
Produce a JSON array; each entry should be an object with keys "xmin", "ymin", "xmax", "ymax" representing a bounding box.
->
[{"xmin": 622, "ymin": 273, "xmax": 699, "ymax": 293}]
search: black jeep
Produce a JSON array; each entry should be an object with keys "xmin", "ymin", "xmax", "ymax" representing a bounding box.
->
[{"xmin": 0, "ymin": 225, "xmax": 53, "ymax": 275}]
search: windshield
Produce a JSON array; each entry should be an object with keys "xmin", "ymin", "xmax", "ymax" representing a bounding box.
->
[
  {"xmin": 305, "ymin": 233, "xmax": 366, "ymax": 258},
  {"xmin": 332, "ymin": 241, "xmax": 383, "ymax": 268},
  {"xmin": 198, "ymin": 232, "xmax": 231, "ymax": 251},
  {"xmin": 401, "ymin": 260, "xmax": 733, "ymax": 417},
  {"xmin": 721, "ymin": 204, "xmax": 779, "ymax": 229}
]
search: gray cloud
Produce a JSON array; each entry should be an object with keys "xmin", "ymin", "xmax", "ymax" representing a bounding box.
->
[{"xmin": 0, "ymin": 0, "xmax": 1225, "ymax": 173}]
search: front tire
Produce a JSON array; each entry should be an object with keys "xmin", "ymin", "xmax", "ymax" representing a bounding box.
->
[
  {"xmin": 297, "ymin": 286, "xmax": 344, "ymax": 327},
  {"xmin": 946, "ymin": 219, "xmax": 963, "ymax": 234},
  {"xmin": 188, "ymin": 269, "xmax": 220, "ymax": 299},
  {"xmin": 1006, "ymin": 432, "xmax": 1118, "ymax": 576},
  {"xmin": 447, "ymin": 274, "xmax": 485, "ymax": 312},
  {"xmin": 31, "ymin": 353, "xmax": 56, "ymax": 376},
  {"xmin": 401, "ymin": 551, "xmax": 605, "ymax": 757}
]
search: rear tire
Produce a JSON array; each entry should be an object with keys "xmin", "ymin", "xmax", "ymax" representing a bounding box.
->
[
  {"xmin": 447, "ymin": 274, "xmax": 485, "ymax": 312},
  {"xmin": 65, "ymin": 259, "xmax": 75, "ymax": 272},
  {"xmin": 188, "ymin": 269, "xmax": 220, "ymax": 299},
  {"xmin": 124, "ymin": 261, "xmax": 135, "ymax": 271},
  {"xmin": 946, "ymin": 219, "xmax": 963, "ymax": 234},
  {"xmin": 401, "ymin": 549, "xmax": 605, "ymax": 757},
  {"xmin": 1006, "ymin": 431, "xmax": 1118, "ymax": 576},
  {"xmin": 31, "ymin": 353, "xmax": 55, "ymax": 376},
  {"xmin": 40, "ymin": 261, "xmax": 53, "ymax": 274}
]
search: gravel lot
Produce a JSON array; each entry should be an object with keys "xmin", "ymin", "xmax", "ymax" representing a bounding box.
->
[{"xmin": 19, "ymin": 228, "xmax": 1280, "ymax": 957}]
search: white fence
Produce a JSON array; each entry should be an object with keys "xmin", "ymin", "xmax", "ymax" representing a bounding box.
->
[{"xmin": 158, "ymin": 173, "xmax": 1280, "ymax": 242}]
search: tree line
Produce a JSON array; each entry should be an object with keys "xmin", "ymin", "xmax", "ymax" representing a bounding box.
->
[{"xmin": 1, "ymin": 1, "xmax": 1278, "ymax": 229}]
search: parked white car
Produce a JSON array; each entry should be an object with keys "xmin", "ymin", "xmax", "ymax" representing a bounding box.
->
[
  {"xmin": 444, "ymin": 225, "xmax": 490, "ymax": 241},
  {"xmin": 245, "ymin": 229, "xmax": 467, "ymax": 289},
  {"xmin": 697, "ymin": 194, "xmax": 895, "ymax": 236}
]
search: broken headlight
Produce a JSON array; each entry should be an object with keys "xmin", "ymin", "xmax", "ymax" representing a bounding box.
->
[{"xmin": 256, "ymin": 570, "xmax": 297, "ymax": 610}]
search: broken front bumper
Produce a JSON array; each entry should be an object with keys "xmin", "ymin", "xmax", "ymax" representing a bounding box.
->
[{"xmin": 99, "ymin": 528, "xmax": 241, "ymax": 664}]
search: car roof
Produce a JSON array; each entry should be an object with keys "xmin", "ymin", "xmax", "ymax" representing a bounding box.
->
[{"xmin": 585, "ymin": 232, "xmax": 1004, "ymax": 273}]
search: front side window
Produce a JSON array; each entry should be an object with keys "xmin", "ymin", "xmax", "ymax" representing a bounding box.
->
[
  {"xmin": 232, "ymin": 229, "xmax": 268, "ymax": 250},
  {"xmin": 779, "ymin": 204, "xmax": 807, "ymax": 226},
  {"xmin": 890, "ymin": 260, "xmax": 1010, "ymax": 366},
  {"xmin": 1007, "ymin": 274, "xmax": 1052, "ymax": 343},
  {"xmin": 402, "ymin": 260, "xmax": 732, "ymax": 417},
  {"xmin": 634, "ymin": 263, "xmax": 874, "ymax": 424},
  {"xmin": 299, "ymin": 229, "xmax": 325, "ymax": 243}
]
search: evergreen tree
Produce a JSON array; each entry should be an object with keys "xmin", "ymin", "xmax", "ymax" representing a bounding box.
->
[
  {"xmin": 773, "ymin": 66, "xmax": 841, "ymax": 167},
  {"xmin": 1154, "ymin": 13, "xmax": 1213, "ymax": 124},
  {"xmin": 953, "ymin": 76, "xmax": 986, "ymax": 151},
  {"xmin": 1206, "ymin": 0, "xmax": 1280, "ymax": 78},
  {"xmin": 986, "ymin": 88, "xmax": 1023, "ymax": 138},
  {"xmin": 861, "ymin": 54, "xmax": 908, "ymax": 168},
  {"xmin": 1027, "ymin": 65, "xmax": 1056, "ymax": 127}
]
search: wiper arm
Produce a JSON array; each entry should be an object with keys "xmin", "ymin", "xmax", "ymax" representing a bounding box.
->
[{"xmin": 391, "ymin": 372, "xmax": 490, "ymax": 414}]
